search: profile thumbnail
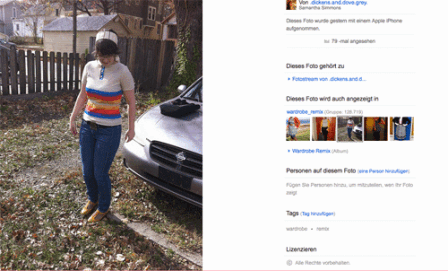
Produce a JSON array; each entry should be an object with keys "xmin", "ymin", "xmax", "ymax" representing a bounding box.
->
[
  {"xmin": 286, "ymin": 116, "xmax": 310, "ymax": 141},
  {"xmin": 364, "ymin": 117, "xmax": 388, "ymax": 141},
  {"xmin": 287, "ymin": 0, "xmax": 297, "ymax": 10},
  {"xmin": 312, "ymin": 117, "xmax": 336, "ymax": 141},
  {"xmin": 337, "ymin": 116, "xmax": 363, "ymax": 142},
  {"xmin": 390, "ymin": 117, "xmax": 414, "ymax": 141}
]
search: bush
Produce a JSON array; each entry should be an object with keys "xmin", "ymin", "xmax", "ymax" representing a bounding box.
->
[
  {"xmin": 9, "ymin": 36, "xmax": 43, "ymax": 45},
  {"xmin": 9, "ymin": 36, "xmax": 26, "ymax": 45}
]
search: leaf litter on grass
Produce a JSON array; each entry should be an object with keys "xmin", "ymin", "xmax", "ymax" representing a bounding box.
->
[
  {"xmin": 0, "ymin": 91, "xmax": 202, "ymax": 270},
  {"xmin": 110, "ymin": 155, "xmax": 203, "ymax": 254},
  {"xmin": 1, "ymin": 170, "xmax": 197, "ymax": 269}
]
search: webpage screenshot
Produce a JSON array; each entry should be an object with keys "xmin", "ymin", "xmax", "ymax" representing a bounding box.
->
[
  {"xmin": 207, "ymin": 0, "xmax": 447, "ymax": 270},
  {"xmin": 284, "ymin": 0, "xmax": 417, "ymax": 268},
  {"xmin": 280, "ymin": 0, "xmax": 448, "ymax": 269}
]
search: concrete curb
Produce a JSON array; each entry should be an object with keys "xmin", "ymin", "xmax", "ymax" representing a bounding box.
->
[{"xmin": 107, "ymin": 212, "xmax": 202, "ymax": 267}]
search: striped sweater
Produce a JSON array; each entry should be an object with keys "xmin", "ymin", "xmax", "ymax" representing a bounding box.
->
[{"xmin": 81, "ymin": 60, "xmax": 134, "ymax": 126}]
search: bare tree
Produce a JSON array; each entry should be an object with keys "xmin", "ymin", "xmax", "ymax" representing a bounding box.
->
[
  {"xmin": 93, "ymin": 0, "xmax": 126, "ymax": 15},
  {"xmin": 18, "ymin": 2, "xmax": 56, "ymax": 44}
]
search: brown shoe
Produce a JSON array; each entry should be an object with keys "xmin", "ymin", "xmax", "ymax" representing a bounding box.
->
[
  {"xmin": 80, "ymin": 200, "xmax": 98, "ymax": 216},
  {"xmin": 88, "ymin": 209, "xmax": 109, "ymax": 222}
]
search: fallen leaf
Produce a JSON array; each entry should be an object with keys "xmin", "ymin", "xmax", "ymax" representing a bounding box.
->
[{"xmin": 116, "ymin": 254, "xmax": 125, "ymax": 261}]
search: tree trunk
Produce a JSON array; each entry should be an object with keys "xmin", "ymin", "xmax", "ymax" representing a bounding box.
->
[
  {"xmin": 33, "ymin": 22, "xmax": 38, "ymax": 44},
  {"xmin": 73, "ymin": 0, "xmax": 77, "ymax": 55},
  {"xmin": 170, "ymin": 0, "xmax": 202, "ymax": 86},
  {"xmin": 102, "ymin": 1, "xmax": 110, "ymax": 15}
]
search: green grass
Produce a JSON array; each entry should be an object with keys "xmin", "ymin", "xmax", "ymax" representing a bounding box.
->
[
  {"xmin": 287, "ymin": 129, "xmax": 311, "ymax": 141},
  {"xmin": 296, "ymin": 130, "xmax": 311, "ymax": 141}
]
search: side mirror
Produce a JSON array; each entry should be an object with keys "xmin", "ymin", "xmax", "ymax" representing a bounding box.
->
[{"xmin": 177, "ymin": 85, "xmax": 187, "ymax": 93}]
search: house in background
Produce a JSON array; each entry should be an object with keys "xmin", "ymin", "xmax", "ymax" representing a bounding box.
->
[
  {"xmin": 12, "ymin": 3, "xmax": 65, "ymax": 40},
  {"xmin": 0, "ymin": 31, "xmax": 8, "ymax": 41},
  {"xmin": 42, "ymin": 14, "xmax": 131, "ymax": 54},
  {"xmin": 0, "ymin": 0, "xmax": 22, "ymax": 36},
  {"xmin": 161, "ymin": 11, "xmax": 176, "ymax": 44},
  {"xmin": 116, "ymin": 0, "xmax": 168, "ymax": 39}
]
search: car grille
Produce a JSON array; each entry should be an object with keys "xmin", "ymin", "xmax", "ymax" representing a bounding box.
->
[{"xmin": 150, "ymin": 141, "xmax": 202, "ymax": 179}]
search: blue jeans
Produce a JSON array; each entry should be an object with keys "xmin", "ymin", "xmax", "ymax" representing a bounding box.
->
[
  {"xmin": 347, "ymin": 127, "xmax": 353, "ymax": 139},
  {"xmin": 79, "ymin": 120, "xmax": 121, "ymax": 212}
]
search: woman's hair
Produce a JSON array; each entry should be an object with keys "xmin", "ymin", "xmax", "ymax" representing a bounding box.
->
[{"xmin": 95, "ymin": 29, "xmax": 121, "ymax": 56}]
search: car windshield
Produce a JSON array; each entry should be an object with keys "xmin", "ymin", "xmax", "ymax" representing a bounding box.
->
[{"xmin": 182, "ymin": 80, "xmax": 202, "ymax": 102}]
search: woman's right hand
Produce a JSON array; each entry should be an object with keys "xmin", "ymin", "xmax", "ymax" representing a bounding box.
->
[{"xmin": 70, "ymin": 120, "xmax": 78, "ymax": 136}]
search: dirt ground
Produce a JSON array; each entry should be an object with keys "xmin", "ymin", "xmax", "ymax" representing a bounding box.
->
[{"xmin": 337, "ymin": 127, "xmax": 362, "ymax": 142}]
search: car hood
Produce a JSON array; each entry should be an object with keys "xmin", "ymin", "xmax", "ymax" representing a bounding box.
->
[{"xmin": 136, "ymin": 104, "xmax": 203, "ymax": 155}]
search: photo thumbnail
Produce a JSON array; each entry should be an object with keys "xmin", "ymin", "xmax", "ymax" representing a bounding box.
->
[
  {"xmin": 337, "ymin": 116, "xmax": 363, "ymax": 142},
  {"xmin": 286, "ymin": 116, "xmax": 310, "ymax": 141},
  {"xmin": 390, "ymin": 117, "xmax": 414, "ymax": 141},
  {"xmin": 364, "ymin": 117, "xmax": 388, "ymax": 141},
  {"xmin": 312, "ymin": 117, "xmax": 336, "ymax": 141}
]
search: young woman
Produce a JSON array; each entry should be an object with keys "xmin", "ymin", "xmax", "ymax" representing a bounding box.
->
[
  {"xmin": 69, "ymin": 29, "xmax": 136, "ymax": 222},
  {"xmin": 347, "ymin": 117, "xmax": 354, "ymax": 140},
  {"xmin": 321, "ymin": 117, "xmax": 330, "ymax": 141},
  {"xmin": 373, "ymin": 117, "xmax": 385, "ymax": 141},
  {"xmin": 287, "ymin": 117, "xmax": 298, "ymax": 140}
]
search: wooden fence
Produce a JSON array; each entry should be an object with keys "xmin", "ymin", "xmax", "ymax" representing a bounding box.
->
[
  {"xmin": 0, "ymin": 47, "xmax": 85, "ymax": 96},
  {"xmin": 0, "ymin": 37, "xmax": 175, "ymax": 96}
]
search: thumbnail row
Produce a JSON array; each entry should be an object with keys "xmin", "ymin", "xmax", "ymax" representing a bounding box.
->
[{"xmin": 286, "ymin": 116, "xmax": 414, "ymax": 142}]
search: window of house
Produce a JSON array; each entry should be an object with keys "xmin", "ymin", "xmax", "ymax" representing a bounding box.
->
[
  {"xmin": 148, "ymin": 7, "xmax": 156, "ymax": 21},
  {"xmin": 55, "ymin": 9, "xmax": 59, "ymax": 16},
  {"xmin": 168, "ymin": 25, "xmax": 177, "ymax": 39},
  {"xmin": 125, "ymin": 18, "xmax": 129, "ymax": 26},
  {"xmin": 16, "ymin": 24, "xmax": 19, "ymax": 31},
  {"xmin": 157, "ymin": 24, "xmax": 161, "ymax": 35},
  {"xmin": 12, "ymin": 7, "xmax": 16, "ymax": 18}
]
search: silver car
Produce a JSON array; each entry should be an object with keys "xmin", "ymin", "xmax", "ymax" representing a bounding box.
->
[
  {"xmin": 0, "ymin": 39, "xmax": 16, "ymax": 50},
  {"xmin": 122, "ymin": 77, "xmax": 203, "ymax": 207}
]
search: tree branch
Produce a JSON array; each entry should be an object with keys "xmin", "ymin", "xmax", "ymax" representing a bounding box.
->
[{"xmin": 76, "ymin": 1, "xmax": 92, "ymax": 16}]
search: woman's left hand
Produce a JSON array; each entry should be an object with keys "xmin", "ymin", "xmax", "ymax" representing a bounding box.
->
[{"xmin": 125, "ymin": 129, "xmax": 135, "ymax": 142}]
